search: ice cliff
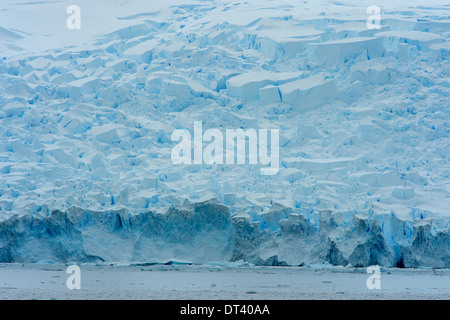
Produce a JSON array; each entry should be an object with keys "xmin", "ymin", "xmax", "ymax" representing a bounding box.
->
[{"xmin": 0, "ymin": 200, "xmax": 448, "ymax": 267}]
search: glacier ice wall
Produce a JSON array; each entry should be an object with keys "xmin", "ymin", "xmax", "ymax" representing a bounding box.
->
[
  {"xmin": 0, "ymin": 0, "xmax": 449, "ymax": 266},
  {"xmin": 0, "ymin": 200, "xmax": 448, "ymax": 268}
]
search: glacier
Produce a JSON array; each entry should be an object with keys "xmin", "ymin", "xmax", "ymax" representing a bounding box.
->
[
  {"xmin": 0, "ymin": 0, "xmax": 449, "ymax": 268},
  {"xmin": 1, "ymin": 200, "xmax": 448, "ymax": 268}
]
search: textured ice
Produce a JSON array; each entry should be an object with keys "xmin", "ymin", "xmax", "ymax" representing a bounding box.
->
[
  {"xmin": 227, "ymin": 71, "xmax": 303, "ymax": 100},
  {"xmin": 0, "ymin": 0, "xmax": 449, "ymax": 267},
  {"xmin": 309, "ymin": 37, "xmax": 384, "ymax": 66},
  {"xmin": 0, "ymin": 200, "xmax": 448, "ymax": 268},
  {"xmin": 278, "ymin": 75, "xmax": 339, "ymax": 110}
]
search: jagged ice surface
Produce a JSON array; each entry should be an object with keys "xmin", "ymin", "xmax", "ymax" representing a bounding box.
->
[{"xmin": 0, "ymin": 0, "xmax": 449, "ymax": 267}]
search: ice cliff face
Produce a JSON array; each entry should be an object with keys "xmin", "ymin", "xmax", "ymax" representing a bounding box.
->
[
  {"xmin": 0, "ymin": 200, "xmax": 448, "ymax": 268},
  {"xmin": 0, "ymin": 0, "xmax": 449, "ymax": 266}
]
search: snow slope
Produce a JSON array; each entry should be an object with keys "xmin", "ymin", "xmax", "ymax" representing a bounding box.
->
[{"xmin": 0, "ymin": 0, "xmax": 449, "ymax": 267}]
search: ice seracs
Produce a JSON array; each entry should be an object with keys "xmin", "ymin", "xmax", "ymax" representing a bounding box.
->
[{"xmin": 0, "ymin": 0, "xmax": 448, "ymax": 267}]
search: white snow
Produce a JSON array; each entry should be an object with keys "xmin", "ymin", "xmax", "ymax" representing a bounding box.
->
[{"xmin": 227, "ymin": 71, "xmax": 303, "ymax": 100}]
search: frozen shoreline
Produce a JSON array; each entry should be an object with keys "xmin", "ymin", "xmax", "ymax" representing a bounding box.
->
[{"xmin": 0, "ymin": 263, "xmax": 449, "ymax": 300}]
